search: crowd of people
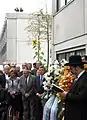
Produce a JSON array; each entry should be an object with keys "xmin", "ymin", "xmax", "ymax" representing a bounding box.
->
[
  {"xmin": 0, "ymin": 55, "xmax": 87, "ymax": 120},
  {"xmin": 0, "ymin": 61, "xmax": 46, "ymax": 120}
]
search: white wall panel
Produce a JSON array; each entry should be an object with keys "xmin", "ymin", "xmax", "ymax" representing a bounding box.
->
[
  {"xmin": 7, "ymin": 19, "xmax": 17, "ymax": 39},
  {"xmin": 53, "ymin": 0, "xmax": 84, "ymax": 44},
  {"xmin": 85, "ymin": 0, "xmax": 87, "ymax": 33},
  {"xmin": 17, "ymin": 19, "xmax": 29, "ymax": 42},
  {"xmin": 7, "ymin": 39, "xmax": 17, "ymax": 63}
]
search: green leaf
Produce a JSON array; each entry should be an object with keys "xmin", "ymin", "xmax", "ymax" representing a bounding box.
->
[
  {"xmin": 44, "ymin": 59, "xmax": 46, "ymax": 62},
  {"xmin": 33, "ymin": 56, "xmax": 36, "ymax": 59},
  {"xmin": 39, "ymin": 56, "xmax": 43, "ymax": 60},
  {"xmin": 38, "ymin": 47, "xmax": 41, "ymax": 51},
  {"xmin": 35, "ymin": 48, "xmax": 37, "ymax": 50},
  {"xmin": 32, "ymin": 45, "xmax": 36, "ymax": 48},
  {"xmin": 35, "ymin": 52, "xmax": 38, "ymax": 55},
  {"xmin": 41, "ymin": 52, "xmax": 44, "ymax": 55}
]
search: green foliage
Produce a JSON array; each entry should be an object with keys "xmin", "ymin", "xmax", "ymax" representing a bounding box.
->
[
  {"xmin": 26, "ymin": 9, "xmax": 52, "ymax": 68},
  {"xmin": 41, "ymin": 52, "xmax": 44, "ymax": 55},
  {"xmin": 33, "ymin": 42, "xmax": 47, "ymax": 66}
]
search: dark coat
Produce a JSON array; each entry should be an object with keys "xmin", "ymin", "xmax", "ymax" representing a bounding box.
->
[
  {"xmin": 35, "ymin": 76, "xmax": 45, "ymax": 120},
  {"xmin": 0, "ymin": 86, "xmax": 8, "ymax": 106},
  {"xmin": 64, "ymin": 71, "xmax": 87, "ymax": 120},
  {"xmin": 35, "ymin": 76, "xmax": 45, "ymax": 94},
  {"xmin": 0, "ymin": 75, "xmax": 6, "ymax": 88}
]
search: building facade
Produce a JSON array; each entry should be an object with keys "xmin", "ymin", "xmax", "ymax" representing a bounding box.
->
[
  {"xmin": 0, "ymin": 13, "xmax": 47, "ymax": 64},
  {"xmin": 52, "ymin": 0, "xmax": 87, "ymax": 61}
]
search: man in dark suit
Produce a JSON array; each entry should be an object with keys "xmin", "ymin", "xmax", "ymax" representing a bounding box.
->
[
  {"xmin": 0, "ymin": 84, "xmax": 8, "ymax": 119},
  {"xmin": 0, "ymin": 70, "xmax": 6, "ymax": 88},
  {"xmin": 35, "ymin": 66, "xmax": 46, "ymax": 120},
  {"xmin": 60, "ymin": 55, "xmax": 87, "ymax": 120},
  {"xmin": 19, "ymin": 69, "xmax": 36, "ymax": 120},
  {"xmin": 31, "ymin": 63, "xmax": 37, "ymax": 76}
]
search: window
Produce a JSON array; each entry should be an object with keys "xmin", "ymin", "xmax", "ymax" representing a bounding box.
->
[
  {"xmin": 56, "ymin": 49, "xmax": 85, "ymax": 62},
  {"xmin": 67, "ymin": 0, "xmax": 71, "ymax": 2},
  {"xmin": 59, "ymin": 0, "xmax": 65, "ymax": 9},
  {"xmin": 75, "ymin": 49, "xmax": 85, "ymax": 56},
  {"xmin": 66, "ymin": 52, "xmax": 75, "ymax": 61},
  {"xmin": 56, "ymin": 0, "xmax": 73, "ymax": 12},
  {"xmin": 56, "ymin": 53, "xmax": 66, "ymax": 61}
]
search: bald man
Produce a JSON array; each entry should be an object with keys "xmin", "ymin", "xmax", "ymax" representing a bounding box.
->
[{"xmin": 19, "ymin": 69, "xmax": 37, "ymax": 120}]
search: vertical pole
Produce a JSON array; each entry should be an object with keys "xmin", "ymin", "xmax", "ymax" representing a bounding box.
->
[
  {"xmin": 37, "ymin": 13, "xmax": 40, "ymax": 61},
  {"xmin": 37, "ymin": 39, "xmax": 40, "ymax": 61},
  {"xmin": 46, "ymin": 5, "xmax": 49, "ymax": 70}
]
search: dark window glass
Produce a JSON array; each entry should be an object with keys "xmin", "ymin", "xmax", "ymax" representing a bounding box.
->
[{"xmin": 56, "ymin": 0, "xmax": 72, "ymax": 12}]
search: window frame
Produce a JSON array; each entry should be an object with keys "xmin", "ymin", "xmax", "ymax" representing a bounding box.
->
[{"xmin": 56, "ymin": 0, "xmax": 74, "ymax": 13}]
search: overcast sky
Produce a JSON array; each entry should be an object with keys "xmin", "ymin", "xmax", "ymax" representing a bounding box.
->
[{"xmin": 0, "ymin": 0, "xmax": 52, "ymax": 34}]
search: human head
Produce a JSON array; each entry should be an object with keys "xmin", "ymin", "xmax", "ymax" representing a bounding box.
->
[
  {"xmin": 10, "ymin": 63, "xmax": 16, "ymax": 68},
  {"xmin": 82, "ymin": 55, "xmax": 87, "ymax": 62},
  {"xmin": 82, "ymin": 55, "xmax": 87, "ymax": 71},
  {"xmin": 39, "ymin": 66, "xmax": 45, "ymax": 75},
  {"xmin": 23, "ymin": 69, "xmax": 30, "ymax": 78},
  {"xmin": 33, "ymin": 63, "xmax": 36, "ymax": 69},
  {"xmin": 16, "ymin": 66, "xmax": 20, "ymax": 72},
  {"xmin": 65, "ymin": 55, "xmax": 85, "ymax": 76},
  {"xmin": 3, "ymin": 62, "xmax": 7, "ymax": 68},
  {"xmin": 36, "ymin": 69, "xmax": 40, "ymax": 76},
  {"xmin": 70, "ymin": 65, "xmax": 84, "ymax": 77},
  {"xmin": 36, "ymin": 61, "xmax": 41, "ymax": 70},
  {"xmin": 3, "ymin": 65, "xmax": 10, "ymax": 74},
  {"xmin": 27, "ymin": 63, "xmax": 32, "ymax": 70},
  {"xmin": 22, "ymin": 63, "xmax": 27, "ymax": 70},
  {"xmin": 3, "ymin": 61, "xmax": 10, "ymax": 68},
  {"xmin": 9, "ymin": 68, "xmax": 17, "ymax": 78}
]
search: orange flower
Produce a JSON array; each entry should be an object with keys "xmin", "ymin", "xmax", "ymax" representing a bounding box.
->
[{"xmin": 58, "ymin": 67, "xmax": 75, "ymax": 91}]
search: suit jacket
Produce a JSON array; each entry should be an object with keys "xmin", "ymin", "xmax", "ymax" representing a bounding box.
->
[
  {"xmin": 36, "ymin": 76, "xmax": 45, "ymax": 94},
  {"xmin": 0, "ymin": 86, "xmax": 8, "ymax": 106},
  {"xmin": 0, "ymin": 75, "xmax": 6, "ymax": 88},
  {"xmin": 64, "ymin": 71, "xmax": 87, "ymax": 120},
  {"xmin": 19, "ymin": 74, "xmax": 36, "ymax": 99}
]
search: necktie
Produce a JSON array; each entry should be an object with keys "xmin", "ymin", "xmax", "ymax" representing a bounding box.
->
[
  {"xmin": 40, "ymin": 76, "xmax": 43, "ymax": 86},
  {"xmin": 12, "ymin": 80, "xmax": 14, "ymax": 87},
  {"xmin": 25, "ymin": 77, "xmax": 27, "ymax": 85}
]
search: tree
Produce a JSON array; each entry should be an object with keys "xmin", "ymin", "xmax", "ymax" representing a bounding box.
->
[
  {"xmin": 32, "ymin": 39, "xmax": 47, "ymax": 67},
  {"xmin": 26, "ymin": 9, "xmax": 52, "ymax": 69}
]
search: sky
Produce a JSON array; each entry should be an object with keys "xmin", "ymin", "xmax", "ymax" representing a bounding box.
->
[{"xmin": 0, "ymin": 0, "xmax": 52, "ymax": 34}]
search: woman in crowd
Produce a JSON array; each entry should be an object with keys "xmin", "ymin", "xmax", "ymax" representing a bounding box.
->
[{"xmin": 6, "ymin": 68, "xmax": 23, "ymax": 120}]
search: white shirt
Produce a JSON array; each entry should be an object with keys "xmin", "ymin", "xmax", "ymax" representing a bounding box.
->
[
  {"xmin": 74, "ymin": 70, "xmax": 85, "ymax": 82},
  {"xmin": 77, "ymin": 70, "xmax": 85, "ymax": 79},
  {"xmin": 26, "ymin": 76, "xmax": 30, "ymax": 84},
  {"xmin": 5, "ymin": 74, "xmax": 9, "ymax": 80}
]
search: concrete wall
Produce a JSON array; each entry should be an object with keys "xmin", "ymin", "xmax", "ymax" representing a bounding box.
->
[
  {"xmin": 54, "ymin": 0, "xmax": 85, "ymax": 43},
  {"xmin": 7, "ymin": 18, "xmax": 17, "ymax": 62},
  {"xmin": 52, "ymin": 0, "xmax": 87, "ymax": 57},
  {"xmin": 17, "ymin": 18, "xmax": 48, "ymax": 64},
  {"xmin": 85, "ymin": 0, "xmax": 87, "ymax": 33},
  {"xmin": 17, "ymin": 18, "xmax": 33, "ymax": 63},
  {"xmin": 0, "ymin": 13, "xmax": 49, "ymax": 64}
]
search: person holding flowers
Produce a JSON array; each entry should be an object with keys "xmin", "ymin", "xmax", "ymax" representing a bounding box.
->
[{"xmin": 60, "ymin": 55, "xmax": 87, "ymax": 120}]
